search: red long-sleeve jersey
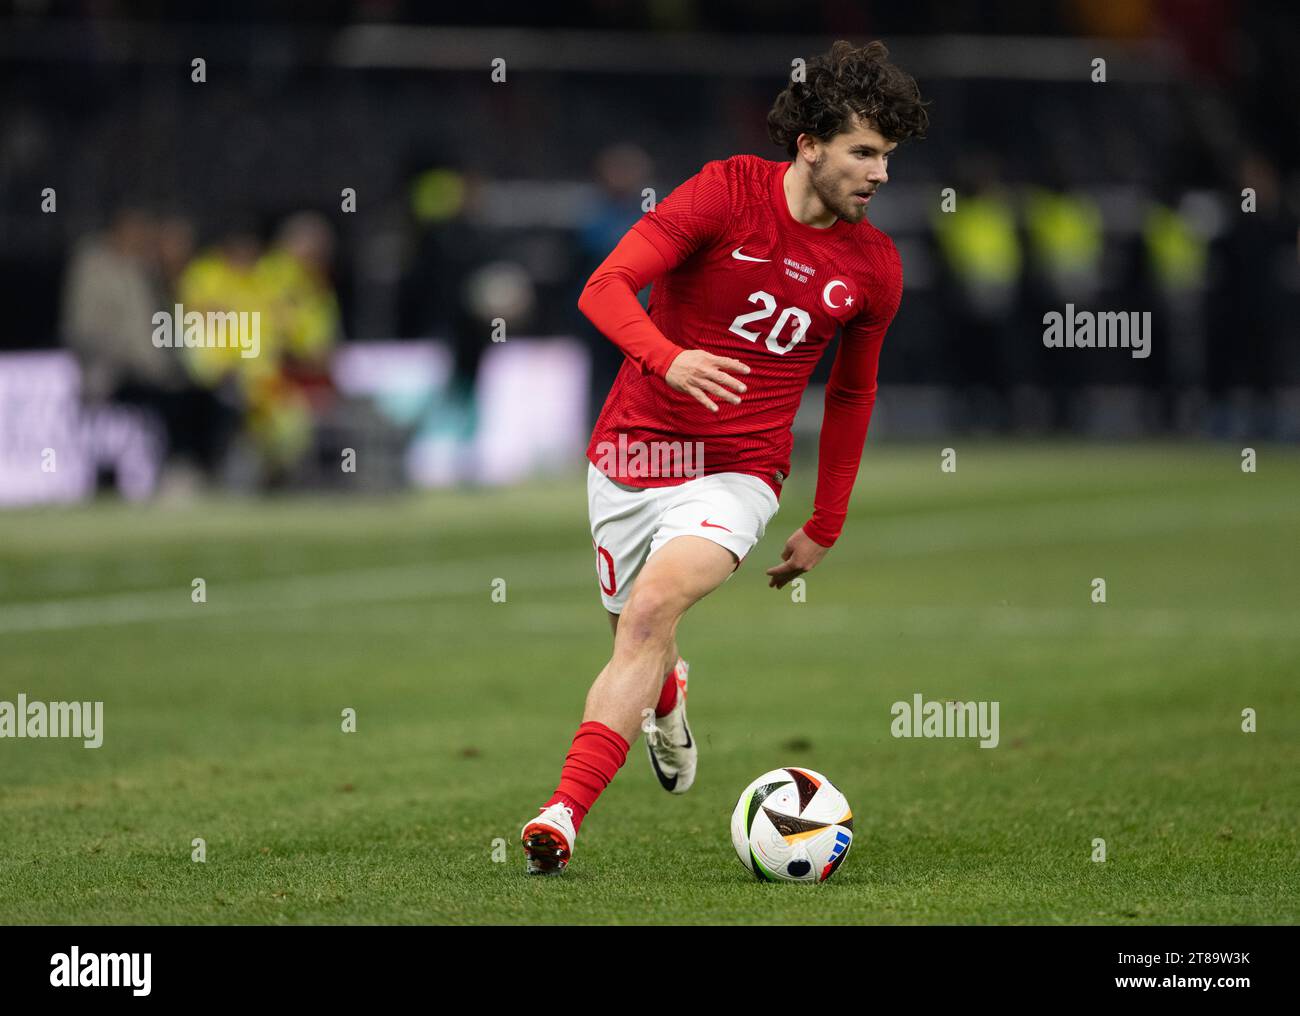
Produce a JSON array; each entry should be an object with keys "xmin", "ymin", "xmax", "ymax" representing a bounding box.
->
[{"xmin": 580, "ymin": 154, "xmax": 904, "ymax": 547}]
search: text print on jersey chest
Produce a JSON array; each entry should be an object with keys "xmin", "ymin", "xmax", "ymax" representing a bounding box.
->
[
  {"xmin": 781, "ymin": 256, "xmax": 816, "ymax": 284},
  {"xmin": 725, "ymin": 237, "xmax": 837, "ymax": 292},
  {"xmin": 728, "ymin": 242, "xmax": 817, "ymax": 285}
]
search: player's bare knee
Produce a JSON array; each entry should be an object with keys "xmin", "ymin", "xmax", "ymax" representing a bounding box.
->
[{"xmin": 619, "ymin": 582, "xmax": 683, "ymax": 646}]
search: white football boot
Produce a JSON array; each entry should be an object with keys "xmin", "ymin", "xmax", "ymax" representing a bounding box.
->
[
  {"xmin": 521, "ymin": 802, "xmax": 577, "ymax": 876},
  {"xmin": 645, "ymin": 658, "xmax": 696, "ymax": 794}
]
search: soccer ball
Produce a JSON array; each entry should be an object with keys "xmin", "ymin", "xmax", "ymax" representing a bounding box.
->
[{"xmin": 730, "ymin": 767, "xmax": 853, "ymax": 883}]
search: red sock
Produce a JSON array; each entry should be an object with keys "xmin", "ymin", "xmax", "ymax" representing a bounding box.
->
[
  {"xmin": 545, "ymin": 720, "xmax": 629, "ymax": 832},
  {"xmin": 654, "ymin": 661, "xmax": 680, "ymax": 717}
]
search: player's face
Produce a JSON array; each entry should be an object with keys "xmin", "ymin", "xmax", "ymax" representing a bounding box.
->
[{"xmin": 810, "ymin": 119, "xmax": 896, "ymax": 223}]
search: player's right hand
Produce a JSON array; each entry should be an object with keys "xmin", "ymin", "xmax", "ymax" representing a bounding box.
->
[{"xmin": 664, "ymin": 349, "xmax": 750, "ymax": 412}]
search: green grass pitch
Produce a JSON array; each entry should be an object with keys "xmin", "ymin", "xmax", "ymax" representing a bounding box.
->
[{"xmin": 1, "ymin": 442, "xmax": 1296, "ymax": 924}]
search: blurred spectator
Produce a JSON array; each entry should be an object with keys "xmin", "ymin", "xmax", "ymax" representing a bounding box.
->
[
  {"xmin": 178, "ymin": 226, "xmax": 269, "ymax": 387},
  {"xmin": 399, "ymin": 165, "xmax": 505, "ymax": 481},
  {"xmin": 931, "ymin": 158, "xmax": 1023, "ymax": 431},
  {"xmin": 580, "ymin": 144, "xmax": 654, "ymax": 259},
  {"xmin": 61, "ymin": 207, "xmax": 177, "ymax": 404},
  {"xmin": 260, "ymin": 212, "xmax": 342, "ymax": 375},
  {"xmin": 576, "ymin": 143, "xmax": 654, "ymax": 428},
  {"xmin": 256, "ymin": 211, "xmax": 344, "ymax": 484},
  {"xmin": 1207, "ymin": 153, "xmax": 1300, "ymax": 438},
  {"xmin": 156, "ymin": 214, "xmax": 197, "ymax": 303},
  {"xmin": 259, "ymin": 211, "xmax": 342, "ymax": 413},
  {"xmin": 1023, "ymin": 181, "xmax": 1105, "ymax": 428},
  {"xmin": 60, "ymin": 206, "xmax": 233, "ymax": 492},
  {"xmin": 577, "ymin": 145, "xmax": 655, "ymax": 428},
  {"xmin": 1141, "ymin": 190, "xmax": 1211, "ymax": 429},
  {"xmin": 177, "ymin": 214, "xmax": 347, "ymax": 488},
  {"xmin": 403, "ymin": 166, "xmax": 496, "ymax": 393},
  {"xmin": 177, "ymin": 225, "xmax": 279, "ymax": 486}
]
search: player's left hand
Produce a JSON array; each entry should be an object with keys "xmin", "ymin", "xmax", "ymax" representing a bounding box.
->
[{"xmin": 766, "ymin": 527, "xmax": 829, "ymax": 589}]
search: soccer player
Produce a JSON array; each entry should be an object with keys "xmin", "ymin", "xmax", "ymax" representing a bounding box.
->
[{"xmin": 521, "ymin": 40, "xmax": 929, "ymax": 874}]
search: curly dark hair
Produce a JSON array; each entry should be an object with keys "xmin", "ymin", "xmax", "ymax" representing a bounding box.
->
[{"xmin": 767, "ymin": 40, "xmax": 929, "ymax": 156}]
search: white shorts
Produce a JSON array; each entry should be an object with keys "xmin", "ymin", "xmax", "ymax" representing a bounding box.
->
[{"xmin": 587, "ymin": 461, "xmax": 780, "ymax": 614}]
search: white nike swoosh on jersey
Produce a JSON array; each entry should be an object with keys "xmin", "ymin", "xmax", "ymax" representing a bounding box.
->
[{"xmin": 731, "ymin": 247, "xmax": 771, "ymax": 262}]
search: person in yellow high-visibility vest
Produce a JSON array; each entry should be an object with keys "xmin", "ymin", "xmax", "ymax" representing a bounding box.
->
[
  {"xmin": 177, "ymin": 227, "xmax": 308, "ymax": 485},
  {"xmin": 257, "ymin": 212, "xmax": 342, "ymax": 375},
  {"xmin": 251, "ymin": 213, "xmax": 343, "ymax": 480},
  {"xmin": 176, "ymin": 229, "xmax": 277, "ymax": 393}
]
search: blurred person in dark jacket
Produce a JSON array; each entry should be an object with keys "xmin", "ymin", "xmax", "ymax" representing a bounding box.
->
[
  {"xmin": 577, "ymin": 144, "xmax": 654, "ymax": 430},
  {"xmin": 1207, "ymin": 153, "xmax": 1300, "ymax": 438}
]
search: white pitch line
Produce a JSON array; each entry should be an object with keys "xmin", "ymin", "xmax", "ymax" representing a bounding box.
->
[
  {"xmin": 503, "ymin": 602, "xmax": 1300, "ymax": 640},
  {"xmin": 4, "ymin": 486, "xmax": 1296, "ymax": 635},
  {"xmin": 0, "ymin": 551, "xmax": 583, "ymax": 635}
]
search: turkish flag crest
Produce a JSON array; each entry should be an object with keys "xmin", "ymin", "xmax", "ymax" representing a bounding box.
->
[{"xmin": 820, "ymin": 276, "xmax": 860, "ymax": 322}]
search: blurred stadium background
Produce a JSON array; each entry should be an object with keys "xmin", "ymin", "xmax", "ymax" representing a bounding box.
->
[
  {"xmin": 1, "ymin": 2, "xmax": 1298, "ymax": 504},
  {"xmin": 1, "ymin": 3, "xmax": 1298, "ymax": 925}
]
